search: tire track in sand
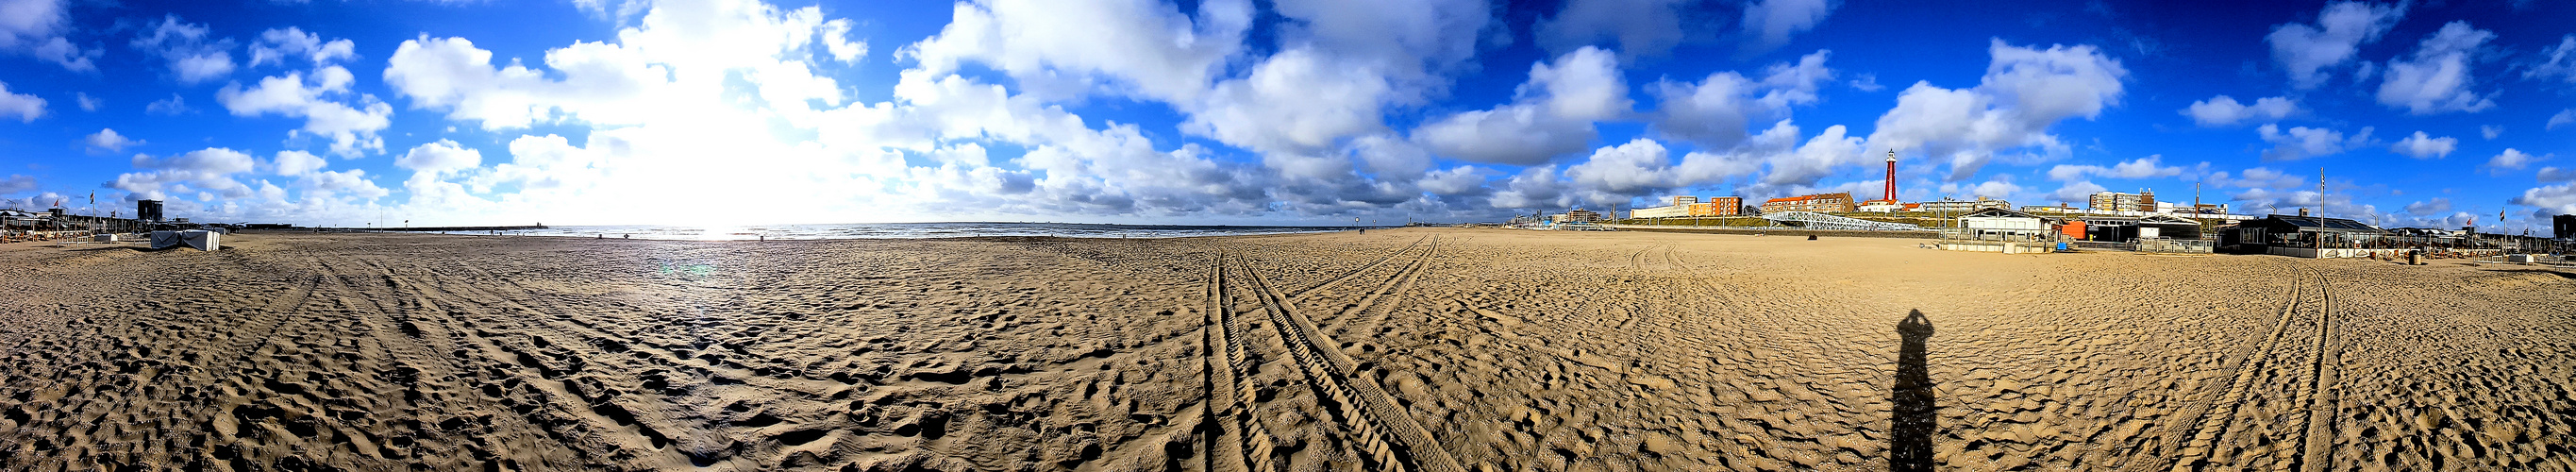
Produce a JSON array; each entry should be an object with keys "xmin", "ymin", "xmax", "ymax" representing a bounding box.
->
[
  {"xmin": 1286, "ymin": 235, "xmax": 1430, "ymax": 301},
  {"xmin": 2157, "ymin": 262, "xmax": 2340, "ymax": 472},
  {"xmin": 210, "ymin": 271, "xmax": 324, "ymax": 379},
  {"xmin": 378, "ymin": 265, "xmax": 678, "ymax": 467},
  {"xmin": 2297, "ymin": 267, "xmax": 2339, "ymax": 472},
  {"xmin": 312, "ymin": 259, "xmax": 583, "ymax": 468},
  {"xmin": 1659, "ymin": 247, "xmax": 1787, "ymax": 359},
  {"xmin": 411, "ymin": 261, "xmax": 844, "ymax": 467},
  {"xmin": 0, "ymin": 251, "xmax": 322, "ymax": 469},
  {"xmin": 1656, "ymin": 244, "xmax": 1872, "ymax": 468},
  {"xmin": 1226, "ymin": 235, "xmax": 1430, "ymax": 316},
  {"xmin": 1322, "ymin": 235, "xmax": 1440, "ymax": 329},
  {"xmin": 1231, "ymin": 250, "xmax": 1464, "ymax": 472},
  {"xmin": 194, "ymin": 256, "xmax": 417, "ymax": 471},
  {"xmin": 1198, "ymin": 246, "xmax": 1256, "ymax": 472}
]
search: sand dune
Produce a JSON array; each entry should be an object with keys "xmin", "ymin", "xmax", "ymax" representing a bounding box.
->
[{"xmin": 0, "ymin": 228, "xmax": 2568, "ymax": 470}]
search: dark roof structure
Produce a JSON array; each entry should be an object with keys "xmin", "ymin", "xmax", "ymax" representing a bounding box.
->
[
  {"xmin": 1958, "ymin": 208, "xmax": 2040, "ymax": 219},
  {"xmin": 2136, "ymin": 214, "xmax": 2200, "ymax": 225},
  {"xmin": 2255, "ymin": 214, "xmax": 2384, "ymax": 233}
]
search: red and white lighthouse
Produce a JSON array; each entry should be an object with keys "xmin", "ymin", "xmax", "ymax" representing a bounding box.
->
[{"xmin": 1882, "ymin": 150, "xmax": 1899, "ymax": 202}]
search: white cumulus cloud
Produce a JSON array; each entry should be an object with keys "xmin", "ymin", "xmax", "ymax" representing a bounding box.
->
[
  {"xmin": 1564, "ymin": 138, "xmax": 1675, "ymax": 195},
  {"xmin": 1742, "ymin": 0, "xmax": 1834, "ymax": 53},
  {"xmin": 0, "ymin": 80, "xmax": 42, "ymax": 122},
  {"xmin": 2376, "ymin": 21, "xmax": 2496, "ymax": 115},
  {"xmin": 84, "ymin": 128, "xmax": 142, "ymax": 152},
  {"xmin": 2402, "ymin": 197, "xmax": 2451, "ymax": 215},
  {"xmin": 2512, "ymin": 183, "xmax": 2576, "ymax": 217},
  {"xmin": 817, "ymin": 19, "xmax": 865, "ymax": 63},
  {"xmin": 129, "ymin": 15, "xmax": 238, "ymax": 84},
  {"xmin": 217, "ymin": 65, "xmax": 394, "ymax": 158},
  {"xmin": 389, "ymin": 0, "xmax": 866, "ymax": 130},
  {"xmin": 112, "ymin": 147, "xmax": 259, "ymax": 200},
  {"xmin": 1414, "ymin": 46, "xmax": 1630, "ymax": 165},
  {"xmin": 395, "ymin": 140, "xmax": 483, "ymax": 173},
  {"xmin": 900, "ymin": 0, "xmax": 1250, "ymax": 103},
  {"xmin": 249, "ymin": 27, "xmax": 356, "ymax": 67},
  {"xmin": 394, "ymin": 140, "xmax": 485, "ymax": 205},
  {"xmin": 2388, "ymin": 131, "xmax": 2456, "ymax": 159},
  {"xmin": 2181, "ymin": 95, "xmax": 2296, "ymax": 126},
  {"xmin": 1538, "ymin": 0, "xmax": 1688, "ymax": 58},
  {"xmin": 272, "ymin": 150, "xmax": 326, "ymax": 177},
  {"xmin": 2539, "ymin": 167, "xmax": 2576, "ymax": 183},
  {"xmin": 0, "ymin": 0, "xmax": 95, "ymax": 72},
  {"xmin": 1750, "ymin": 122, "xmax": 1865, "ymax": 188},
  {"xmin": 2213, "ymin": 167, "xmax": 2307, "ymax": 189},
  {"xmin": 147, "ymin": 94, "xmax": 189, "ymax": 115},
  {"xmin": 2258, "ymin": 124, "xmax": 2372, "ymax": 160},
  {"xmin": 0, "ymin": 0, "xmax": 65, "ymax": 47},
  {"xmin": 385, "ymin": 35, "xmax": 671, "ymax": 129},
  {"xmin": 1132, "ymin": 0, "xmax": 1497, "ymax": 168},
  {"xmin": 1181, "ymin": 47, "xmax": 1390, "ymax": 154},
  {"xmin": 1865, "ymin": 39, "xmax": 2127, "ymax": 180},
  {"xmin": 2484, "ymin": 148, "xmax": 2542, "ymax": 172},
  {"xmin": 0, "ymin": 175, "xmax": 33, "ymax": 194},
  {"xmin": 2048, "ymin": 180, "xmax": 2108, "ymax": 203},
  {"xmin": 2267, "ymin": 1, "xmax": 2402, "ymax": 89},
  {"xmin": 2525, "ymin": 34, "xmax": 2576, "ymax": 84},
  {"xmin": 1650, "ymin": 50, "xmax": 1835, "ymax": 148},
  {"xmin": 2046, "ymin": 154, "xmax": 2192, "ymax": 181}
]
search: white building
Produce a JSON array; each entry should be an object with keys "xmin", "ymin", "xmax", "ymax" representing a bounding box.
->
[
  {"xmin": 1960, "ymin": 208, "xmax": 2048, "ymax": 230},
  {"xmin": 2089, "ymin": 191, "xmax": 2155, "ymax": 212},
  {"xmin": 1918, "ymin": 197, "xmax": 2013, "ymax": 213},
  {"xmin": 1550, "ymin": 209, "xmax": 1606, "ymax": 224},
  {"xmin": 1631, "ymin": 205, "xmax": 1690, "ymax": 219}
]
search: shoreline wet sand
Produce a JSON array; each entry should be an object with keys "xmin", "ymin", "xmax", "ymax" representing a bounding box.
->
[{"xmin": 1, "ymin": 228, "xmax": 2569, "ymax": 470}]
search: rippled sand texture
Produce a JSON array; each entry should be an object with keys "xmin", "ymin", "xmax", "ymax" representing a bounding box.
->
[{"xmin": 0, "ymin": 228, "xmax": 2569, "ymax": 471}]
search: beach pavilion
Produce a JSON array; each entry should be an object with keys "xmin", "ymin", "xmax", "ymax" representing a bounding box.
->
[
  {"xmin": 2222, "ymin": 214, "xmax": 2388, "ymax": 253},
  {"xmin": 1951, "ymin": 208, "xmax": 2061, "ymax": 242}
]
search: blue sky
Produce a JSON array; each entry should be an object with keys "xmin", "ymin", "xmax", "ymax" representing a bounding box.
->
[{"xmin": 1, "ymin": 0, "xmax": 2571, "ymax": 231}]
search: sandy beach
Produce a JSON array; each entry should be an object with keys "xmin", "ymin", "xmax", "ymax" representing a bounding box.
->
[{"xmin": 0, "ymin": 228, "xmax": 2569, "ymax": 471}]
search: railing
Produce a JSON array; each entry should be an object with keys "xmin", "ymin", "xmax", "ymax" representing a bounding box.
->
[
  {"xmin": 2484, "ymin": 253, "xmax": 2574, "ymax": 265},
  {"xmin": 2070, "ymin": 240, "xmax": 2134, "ymax": 251},
  {"xmin": 2, "ymin": 230, "xmax": 109, "ymax": 244},
  {"xmin": 1938, "ymin": 228, "xmax": 2066, "ymax": 243},
  {"xmin": 2136, "ymin": 237, "xmax": 2215, "ymax": 253},
  {"xmin": 1763, "ymin": 211, "xmax": 1932, "ymax": 231}
]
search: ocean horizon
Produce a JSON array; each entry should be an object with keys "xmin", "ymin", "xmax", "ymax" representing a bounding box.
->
[{"xmin": 435, "ymin": 222, "xmax": 1387, "ymax": 241}]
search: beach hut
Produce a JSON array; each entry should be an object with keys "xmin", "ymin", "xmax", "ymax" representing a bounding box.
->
[
  {"xmin": 2134, "ymin": 214, "xmax": 2203, "ymax": 240},
  {"xmin": 2074, "ymin": 215, "xmax": 2137, "ymax": 241},
  {"xmin": 2077, "ymin": 214, "xmax": 2203, "ymax": 242},
  {"xmin": 1954, "ymin": 208, "xmax": 2056, "ymax": 241},
  {"xmin": 150, "ymin": 229, "xmax": 221, "ymax": 251}
]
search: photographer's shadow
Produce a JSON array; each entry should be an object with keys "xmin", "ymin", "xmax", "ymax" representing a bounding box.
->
[{"xmin": 1892, "ymin": 310, "xmax": 1936, "ymax": 472}]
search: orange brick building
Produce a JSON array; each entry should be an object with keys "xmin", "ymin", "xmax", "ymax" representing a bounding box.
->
[{"xmin": 1689, "ymin": 196, "xmax": 1744, "ymax": 216}]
